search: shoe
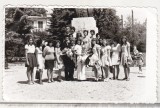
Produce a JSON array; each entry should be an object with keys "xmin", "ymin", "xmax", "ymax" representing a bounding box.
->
[
  {"xmin": 48, "ymin": 80, "xmax": 51, "ymax": 83},
  {"xmin": 28, "ymin": 81, "xmax": 32, "ymax": 85},
  {"xmin": 51, "ymin": 79, "xmax": 54, "ymax": 82},
  {"xmin": 31, "ymin": 81, "xmax": 35, "ymax": 84},
  {"xmin": 39, "ymin": 81, "xmax": 43, "ymax": 85},
  {"xmin": 126, "ymin": 78, "xmax": 130, "ymax": 81},
  {"xmin": 123, "ymin": 78, "xmax": 127, "ymax": 80}
]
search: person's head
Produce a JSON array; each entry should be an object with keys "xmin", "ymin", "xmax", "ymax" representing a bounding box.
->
[
  {"xmin": 99, "ymin": 38, "xmax": 103, "ymax": 44},
  {"xmin": 70, "ymin": 26, "xmax": 75, "ymax": 34},
  {"xmin": 65, "ymin": 36, "xmax": 69, "ymax": 41},
  {"xmin": 70, "ymin": 38, "xmax": 75, "ymax": 46},
  {"xmin": 27, "ymin": 36, "xmax": 34, "ymax": 45},
  {"xmin": 44, "ymin": 42, "xmax": 48, "ymax": 46},
  {"xmin": 113, "ymin": 37, "xmax": 119, "ymax": 45},
  {"xmin": 42, "ymin": 40, "xmax": 45, "ymax": 46},
  {"xmin": 91, "ymin": 38, "xmax": 97, "ymax": 45},
  {"xmin": 65, "ymin": 36, "xmax": 70, "ymax": 44},
  {"xmin": 76, "ymin": 39, "xmax": 82, "ymax": 45},
  {"xmin": 66, "ymin": 26, "xmax": 71, "ymax": 33},
  {"xmin": 56, "ymin": 40, "xmax": 61, "ymax": 48},
  {"xmin": 76, "ymin": 32, "xmax": 82, "ymax": 38},
  {"xmin": 47, "ymin": 40, "xmax": 53, "ymax": 47},
  {"xmin": 133, "ymin": 45, "xmax": 137, "ymax": 50},
  {"xmin": 121, "ymin": 36, "xmax": 127, "ymax": 45},
  {"xmin": 83, "ymin": 30, "xmax": 88, "ymax": 36},
  {"xmin": 102, "ymin": 38, "xmax": 107, "ymax": 46},
  {"xmin": 96, "ymin": 33, "xmax": 100, "ymax": 39},
  {"xmin": 90, "ymin": 30, "xmax": 95, "ymax": 36},
  {"xmin": 36, "ymin": 39, "xmax": 42, "ymax": 48}
]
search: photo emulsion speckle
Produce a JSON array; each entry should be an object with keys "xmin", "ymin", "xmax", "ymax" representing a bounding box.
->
[{"xmin": 3, "ymin": 7, "xmax": 157, "ymax": 103}]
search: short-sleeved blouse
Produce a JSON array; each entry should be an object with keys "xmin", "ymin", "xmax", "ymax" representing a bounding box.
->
[
  {"xmin": 43, "ymin": 46, "xmax": 55, "ymax": 60},
  {"xmin": 25, "ymin": 44, "xmax": 36, "ymax": 53}
]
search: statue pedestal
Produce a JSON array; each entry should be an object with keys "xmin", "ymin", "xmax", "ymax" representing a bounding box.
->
[{"xmin": 71, "ymin": 17, "xmax": 98, "ymax": 36}]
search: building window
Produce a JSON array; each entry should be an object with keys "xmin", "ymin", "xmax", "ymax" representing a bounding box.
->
[{"xmin": 38, "ymin": 21, "xmax": 43, "ymax": 29}]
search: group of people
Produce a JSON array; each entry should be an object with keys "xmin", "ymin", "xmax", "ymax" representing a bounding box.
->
[{"xmin": 24, "ymin": 26, "xmax": 143, "ymax": 85}]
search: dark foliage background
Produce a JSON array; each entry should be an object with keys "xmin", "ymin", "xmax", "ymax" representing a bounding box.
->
[{"xmin": 5, "ymin": 8, "xmax": 146, "ymax": 61}]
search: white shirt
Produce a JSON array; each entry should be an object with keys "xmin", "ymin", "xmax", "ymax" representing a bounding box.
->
[
  {"xmin": 74, "ymin": 44, "xmax": 82, "ymax": 55},
  {"xmin": 25, "ymin": 44, "xmax": 36, "ymax": 53}
]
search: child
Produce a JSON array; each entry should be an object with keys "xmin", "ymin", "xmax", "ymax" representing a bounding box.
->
[
  {"xmin": 137, "ymin": 53, "xmax": 144, "ymax": 73},
  {"xmin": 55, "ymin": 41, "xmax": 64, "ymax": 82}
]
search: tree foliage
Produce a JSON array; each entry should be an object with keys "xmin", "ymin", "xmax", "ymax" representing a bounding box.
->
[
  {"xmin": 5, "ymin": 8, "xmax": 47, "ymax": 58},
  {"xmin": 123, "ymin": 16, "xmax": 146, "ymax": 52}
]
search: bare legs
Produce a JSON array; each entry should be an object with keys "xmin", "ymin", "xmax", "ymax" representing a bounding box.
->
[
  {"xmin": 123, "ymin": 64, "xmax": 130, "ymax": 81},
  {"xmin": 39, "ymin": 69, "xmax": 43, "ymax": 84},
  {"xmin": 26, "ymin": 67, "xmax": 34, "ymax": 84},
  {"xmin": 102, "ymin": 66, "xmax": 110, "ymax": 81},
  {"xmin": 47, "ymin": 69, "xmax": 54, "ymax": 83},
  {"xmin": 112, "ymin": 65, "xmax": 120, "ymax": 79}
]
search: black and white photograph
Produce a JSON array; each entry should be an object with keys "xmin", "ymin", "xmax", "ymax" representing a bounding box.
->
[{"xmin": 3, "ymin": 7, "xmax": 157, "ymax": 103}]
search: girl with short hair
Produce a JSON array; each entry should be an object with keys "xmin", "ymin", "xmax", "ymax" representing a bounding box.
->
[{"xmin": 25, "ymin": 36, "xmax": 37, "ymax": 85}]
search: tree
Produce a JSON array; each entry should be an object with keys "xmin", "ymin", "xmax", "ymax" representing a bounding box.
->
[
  {"xmin": 48, "ymin": 8, "xmax": 77, "ymax": 42},
  {"xmin": 49, "ymin": 8, "xmax": 121, "ymax": 42},
  {"xmin": 5, "ymin": 8, "xmax": 47, "ymax": 58},
  {"xmin": 123, "ymin": 16, "xmax": 146, "ymax": 52},
  {"xmin": 93, "ymin": 8, "xmax": 121, "ymax": 39}
]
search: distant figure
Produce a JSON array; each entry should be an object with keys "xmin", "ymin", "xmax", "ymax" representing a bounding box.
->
[
  {"xmin": 25, "ymin": 36, "xmax": 37, "ymax": 85},
  {"xmin": 132, "ymin": 45, "xmax": 139, "ymax": 66},
  {"xmin": 137, "ymin": 53, "xmax": 144, "ymax": 73}
]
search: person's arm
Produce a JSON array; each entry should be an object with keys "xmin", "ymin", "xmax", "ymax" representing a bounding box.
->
[
  {"xmin": 107, "ymin": 47, "xmax": 111, "ymax": 63},
  {"xmin": 43, "ymin": 46, "xmax": 47, "ymax": 58},
  {"xmin": 119, "ymin": 45, "xmax": 122, "ymax": 61},
  {"xmin": 25, "ymin": 45, "xmax": 29, "ymax": 65},
  {"xmin": 35, "ymin": 48, "xmax": 39, "ymax": 67},
  {"xmin": 127, "ymin": 42, "xmax": 131, "ymax": 58}
]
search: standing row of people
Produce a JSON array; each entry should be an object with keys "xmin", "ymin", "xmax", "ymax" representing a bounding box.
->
[{"xmin": 24, "ymin": 26, "xmax": 132, "ymax": 85}]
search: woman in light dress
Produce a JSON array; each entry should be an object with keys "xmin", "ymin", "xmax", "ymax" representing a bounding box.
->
[
  {"xmin": 89, "ymin": 38, "xmax": 101, "ymax": 81},
  {"xmin": 120, "ymin": 36, "xmax": 132, "ymax": 81},
  {"xmin": 111, "ymin": 38, "xmax": 121, "ymax": 80},
  {"xmin": 35, "ymin": 39, "xmax": 45, "ymax": 84},
  {"xmin": 74, "ymin": 39, "xmax": 87, "ymax": 81},
  {"xmin": 100, "ymin": 39, "xmax": 112, "ymax": 82},
  {"xmin": 43, "ymin": 41, "xmax": 55, "ymax": 83},
  {"xmin": 55, "ymin": 41, "xmax": 64, "ymax": 82}
]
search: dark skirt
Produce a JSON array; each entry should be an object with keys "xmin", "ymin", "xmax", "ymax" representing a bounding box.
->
[
  {"xmin": 25, "ymin": 53, "xmax": 37, "ymax": 68},
  {"xmin": 45, "ymin": 60, "xmax": 55, "ymax": 69}
]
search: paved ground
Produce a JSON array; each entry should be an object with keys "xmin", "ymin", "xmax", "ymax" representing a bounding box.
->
[{"xmin": 3, "ymin": 63, "xmax": 146, "ymax": 103}]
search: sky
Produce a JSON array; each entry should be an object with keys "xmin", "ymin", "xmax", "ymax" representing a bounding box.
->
[{"xmin": 45, "ymin": 8, "xmax": 147, "ymax": 24}]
